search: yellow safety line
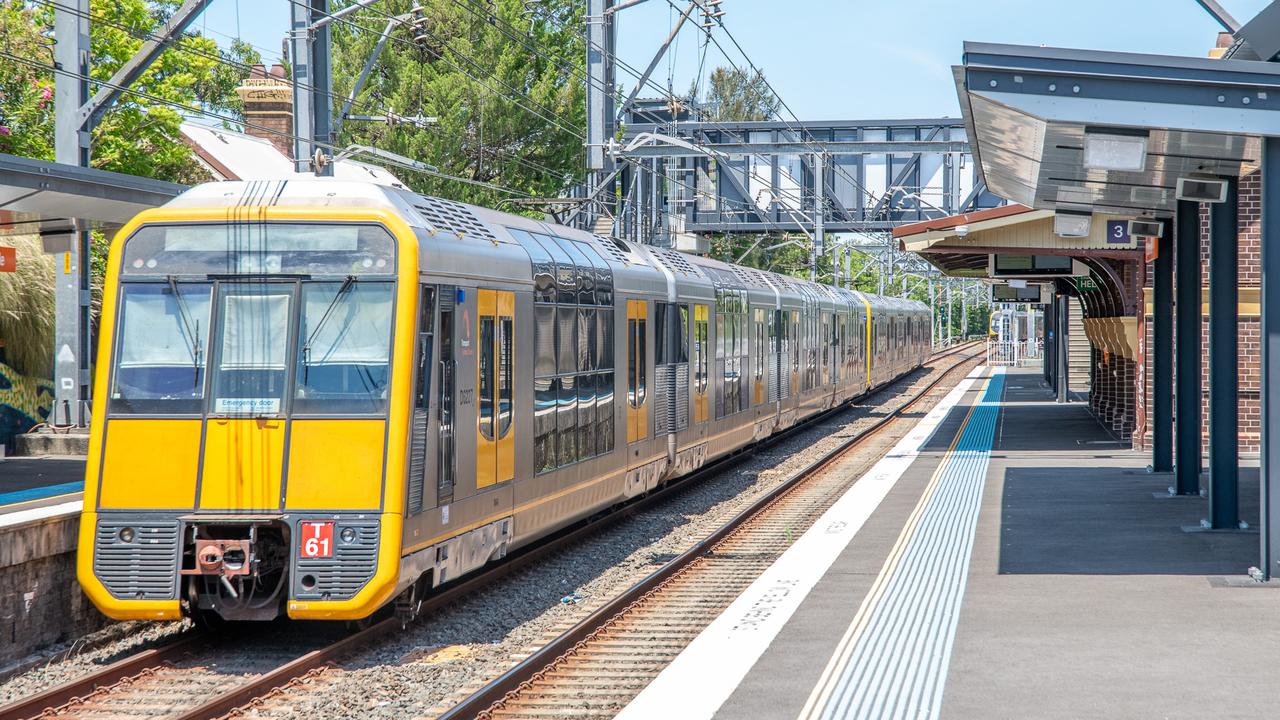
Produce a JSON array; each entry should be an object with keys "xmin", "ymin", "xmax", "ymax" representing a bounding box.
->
[
  {"xmin": 797, "ymin": 370, "xmax": 992, "ymax": 720},
  {"xmin": 0, "ymin": 490, "xmax": 83, "ymax": 511}
]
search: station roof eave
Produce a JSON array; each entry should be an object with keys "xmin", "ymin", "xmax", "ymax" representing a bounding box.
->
[
  {"xmin": 894, "ymin": 202, "xmax": 1144, "ymax": 278},
  {"xmin": 0, "ymin": 153, "xmax": 185, "ymax": 238},
  {"xmin": 954, "ymin": 42, "xmax": 1280, "ymax": 218}
]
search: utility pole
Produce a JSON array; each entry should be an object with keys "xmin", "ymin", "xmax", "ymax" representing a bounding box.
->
[
  {"xmin": 585, "ymin": 0, "xmax": 616, "ymax": 232},
  {"xmin": 291, "ymin": 0, "xmax": 335, "ymax": 175},
  {"xmin": 812, "ymin": 152, "xmax": 824, "ymax": 283},
  {"xmin": 961, "ymin": 281, "xmax": 969, "ymax": 339},
  {"xmin": 53, "ymin": 0, "xmax": 91, "ymax": 427},
  {"xmin": 51, "ymin": 0, "xmax": 211, "ymax": 427}
]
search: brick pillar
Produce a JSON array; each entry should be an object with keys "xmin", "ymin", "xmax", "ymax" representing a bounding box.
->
[{"xmin": 237, "ymin": 64, "xmax": 294, "ymax": 159}]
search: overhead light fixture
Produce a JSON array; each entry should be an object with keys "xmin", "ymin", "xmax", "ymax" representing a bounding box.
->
[
  {"xmin": 1053, "ymin": 210, "xmax": 1092, "ymax": 238},
  {"xmin": 1082, "ymin": 127, "xmax": 1149, "ymax": 173},
  {"xmin": 1176, "ymin": 175, "xmax": 1229, "ymax": 203},
  {"xmin": 1128, "ymin": 219, "xmax": 1163, "ymax": 238}
]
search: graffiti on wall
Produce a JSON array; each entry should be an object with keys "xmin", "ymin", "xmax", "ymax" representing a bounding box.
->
[{"xmin": 0, "ymin": 362, "xmax": 53, "ymax": 449}]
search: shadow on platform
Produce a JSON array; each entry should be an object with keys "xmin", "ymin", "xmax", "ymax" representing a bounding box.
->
[{"xmin": 998, "ymin": 466, "xmax": 1260, "ymax": 575}]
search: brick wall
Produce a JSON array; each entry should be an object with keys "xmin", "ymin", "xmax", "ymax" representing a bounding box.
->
[
  {"xmin": 0, "ymin": 514, "xmax": 109, "ymax": 671},
  {"xmin": 1091, "ymin": 348, "xmax": 1137, "ymax": 441},
  {"xmin": 1136, "ymin": 170, "xmax": 1261, "ymax": 455}
]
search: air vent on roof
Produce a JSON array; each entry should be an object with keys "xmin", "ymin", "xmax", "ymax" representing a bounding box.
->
[
  {"xmin": 594, "ymin": 234, "xmax": 632, "ymax": 264},
  {"xmin": 414, "ymin": 197, "xmax": 496, "ymax": 242},
  {"xmin": 653, "ymin": 248, "xmax": 701, "ymax": 277}
]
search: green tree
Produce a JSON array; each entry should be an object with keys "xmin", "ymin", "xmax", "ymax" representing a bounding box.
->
[
  {"xmin": 0, "ymin": 0, "xmax": 260, "ymax": 182},
  {"xmin": 330, "ymin": 0, "xmax": 586, "ymax": 207},
  {"xmin": 705, "ymin": 66, "xmax": 778, "ymax": 122},
  {"xmin": 0, "ymin": 0, "xmax": 259, "ymax": 377}
]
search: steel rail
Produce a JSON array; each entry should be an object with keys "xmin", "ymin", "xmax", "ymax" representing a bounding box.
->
[
  {"xmin": 0, "ymin": 342, "xmax": 977, "ymax": 720},
  {"xmin": 437, "ymin": 346, "xmax": 983, "ymax": 720},
  {"xmin": 0, "ymin": 633, "xmax": 210, "ymax": 720}
]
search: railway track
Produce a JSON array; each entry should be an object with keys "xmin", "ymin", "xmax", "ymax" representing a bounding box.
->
[
  {"xmin": 438, "ymin": 345, "xmax": 983, "ymax": 720},
  {"xmin": 0, "ymin": 343, "xmax": 979, "ymax": 720}
]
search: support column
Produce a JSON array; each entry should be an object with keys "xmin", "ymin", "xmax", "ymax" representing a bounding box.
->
[
  {"xmin": 1175, "ymin": 200, "xmax": 1202, "ymax": 496},
  {"xmin": 1057, "ymin": 294, "xmax": 1069, "ymax": 403},
  {"xmin": 1044, "ymin": 296, "xmax": 1055, "ymax": 385},
  {"xmin": 1209, "ymin": 177, "xmax": 1240, "ymax": 528},
  {"xmin": 53, "ymin": 0, "xmax": 91, "ymax": 427},
  {"xmin": 1261, "ymin": 138, "xmax": 1280, "ymax": 578},
  {"xmin": 1152, "ymin": 218, "xmax": 1175, "ymax": 472}
]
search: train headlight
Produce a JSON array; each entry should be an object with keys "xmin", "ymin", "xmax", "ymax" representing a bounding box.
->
[
  {"xmin": 340, "ymin": 527, "xmax": 357, "ymax": 544},
  {"xmin": 118, "ymin": 527, "xmax": 136, "ymax": 543}
]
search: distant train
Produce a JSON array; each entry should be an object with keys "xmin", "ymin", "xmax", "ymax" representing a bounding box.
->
[{"xmin": 79, "ymin": 180, "xmax": 930, "ymax": 624}]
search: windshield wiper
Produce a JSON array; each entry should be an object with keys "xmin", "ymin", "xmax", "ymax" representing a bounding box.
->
[
  {"xmin": 167, "ymin": 276, "xmax": 204, "ymax": 387},
  {"xmin": 302, "ymin": 275, "xmax": 357, "ymax": 383}
]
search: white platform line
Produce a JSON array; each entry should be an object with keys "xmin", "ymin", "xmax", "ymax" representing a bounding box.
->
[
  {"xmin": 0, "ymin": 499, "xmax": 83, "ymax": 529},
  {"xmin": 614, "ymin": 369, "xmax": 986, "ymax": 720}
]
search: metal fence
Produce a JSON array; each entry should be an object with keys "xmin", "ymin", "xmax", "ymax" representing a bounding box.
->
[{"xmin": 986, "ymin": 339, "xmax": 1042, "ymax": 367}]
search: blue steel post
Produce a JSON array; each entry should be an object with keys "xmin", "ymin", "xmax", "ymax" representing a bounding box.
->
[
  {"xmin": 1262, "ymin": 138, "xmax": 1280, "ymax": 578},
  {"xmin": 1056, "ymin": 294, "xmax": 1069, "ymax": 403},
  {"xmin": 1209, "ymin": 177, "xmax": 1240, "ymax": 528},
  {"xmin": 1152, "ymin": 219, "xmax": 1174, "ymax": 472},
  {"xmin": 1175, "ymin": 200, "xmax": 1202, "ymax": 496}
]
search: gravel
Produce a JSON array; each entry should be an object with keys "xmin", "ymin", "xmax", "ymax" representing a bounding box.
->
[{"xmin": 0, "ymin": 355, "xmax": 971, "ymax": 720}]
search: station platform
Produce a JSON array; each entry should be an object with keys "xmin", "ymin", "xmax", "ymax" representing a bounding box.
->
[
  {"xmin": 619, "ymin": 366, "xmax": 1277, "ymax": 720},
  {"xmin": 0, "ymin": 455, "xmax": 84, "ymax": 516}
]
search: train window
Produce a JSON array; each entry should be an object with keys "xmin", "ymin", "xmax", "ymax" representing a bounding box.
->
[
  {"xmin": 627, "ymin": 312, "xmax": 647, "ymax": 410},
  {"xmin": 535, "ymin": 233, "xmax": 577, "ymax": 304},
  {"xmin": 579, "ymin": 308, "xmax": 596, "ymax": 371},
  {"xmin": 551, "ymin": 236, "xmax": 595, "ymax": 305},
  {"xmin": 558, "ymin": 373, "xmax": 578, "ymax": 465},
  {"xmin": 109, "ymin": 282, "xmax": 212, "ymax": 415},
  {"xmin": 211, "ymin": 285, "xmax": 292, "ymax": 416},
  {"xmin": 577, "ymin": 372, "xmax": 595, "ymax": 461},
  {"xmin": 294, "ymin": 281, "xmax": 396, "ymax": 415},
  {"xmin": 479, "ymin": 316, "xmax": 495, "ymax": 441},
  {"xmin": 535, "ymin": 305, "xmax": 556, "ymax": 378},
  {"xmin": 597, "ymin": 371, "xmax": 615, "ymax": 454},
  {"xmin": 637, "ymin": 317, "xmax": 647, "ymax": 406},
  {"xmin": 679, "ymin": 305, "xmax": 690, "ymax": 364},
  {"xmin": 693, "ymin": 304, "xmax": 709, "ymax": 394},
  {"xmin": 558, "ymin": 305, "xmax": 577, "ymax": 375},
  {"xmin": 655, "ymin": 302, "xmax": 669, "ymax": 365},
  {"xmin": 534, "ymin": 377, "xmax": 557, "ymax": 473},
  {"xmin": 597, "ymin": 308, "xmax": 614, "ymax": 369},
  {"xmin": 508, "ymin": 228, "xmax": 557, "ymax": 302},
  {"xmin": 498, "ymin": 316, "xmax": 513, "ymax": 437},
  {"xmin": 414, "ymin": 287, "xmax": 436, "ymax": 411},
  {"xmin": 120, "ymin": 223, "xmax": 395, "ymax": 278}
]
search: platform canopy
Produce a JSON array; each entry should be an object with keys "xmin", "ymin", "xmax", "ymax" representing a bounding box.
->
[
  {"xmin": 0, "ymin": 152, "xmax": 184, "ymax": 238},
  {"xmin": 954, "ymin": 42, "xmax": 1280, "ymax": 217}
]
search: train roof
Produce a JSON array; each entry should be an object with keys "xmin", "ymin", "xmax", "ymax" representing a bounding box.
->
[{"xmin": 155, "ymin": 180, "xmax": 929, "ymax": 314}]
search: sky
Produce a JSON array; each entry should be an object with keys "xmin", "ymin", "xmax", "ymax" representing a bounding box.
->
[{"xmin": 200, "ymin": 0, "xmax": 1274, "ymax": 121}]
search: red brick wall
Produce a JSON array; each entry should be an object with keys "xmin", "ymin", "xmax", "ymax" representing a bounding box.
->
[{"xmin": 1136, "ymin": 170, "xmax": 1260, "ymax": 454}]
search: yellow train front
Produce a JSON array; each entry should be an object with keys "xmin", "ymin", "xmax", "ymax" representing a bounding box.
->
[{"xmin": 80, "ymin": 179, "xmax": 931, "ymax": 625}]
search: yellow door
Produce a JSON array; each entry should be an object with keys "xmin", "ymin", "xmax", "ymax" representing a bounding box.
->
[
  {"xmin": 693, "ymin": 303, "xmax": 709, "ymax": 423},
  {"xmin": 626, "ymin": 299, "xmax": 648, "ymax": 443},
  {"xmin": 477, "ymin": 289, "xmax": 515, "ymax": 489}
]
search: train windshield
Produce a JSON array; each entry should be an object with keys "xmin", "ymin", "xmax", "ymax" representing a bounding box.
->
[{"xmin": 108, "ymin": 223, "xmax": 396, "ymax": 416}]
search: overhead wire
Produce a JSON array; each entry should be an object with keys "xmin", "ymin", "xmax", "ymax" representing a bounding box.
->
[
  {"xmin": 33, "ymin": 0, "xmax": 575, "ymax": 186},
  {"xmin": 289, "ymin": 0, "xmax": 585, "ymax": 141},
  {"xmin": 0, "ymin": 49, "xmax": 537, "ymax": 198}
]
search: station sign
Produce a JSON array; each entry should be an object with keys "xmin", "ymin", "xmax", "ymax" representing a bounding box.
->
[
  {"xmin": 0, "ymin": 246, "xmax": 13, "ymax": 272},
  {"xmin": 1074, "ymin": 276, "xmax": 1098, "ymax": 292}
]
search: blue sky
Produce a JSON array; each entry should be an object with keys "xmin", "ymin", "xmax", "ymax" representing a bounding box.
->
[{"xmin": 201, "ymin": 0, "xmax": 1272, "ymax": 121}]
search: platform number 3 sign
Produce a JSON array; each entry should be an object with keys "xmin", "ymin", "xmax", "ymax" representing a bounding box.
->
[
  {"xmin": 300, "ymin": 521, "xmax": 334, "ymax": 558},
  {"xmin": 1106, "ymin": 220, "xmax": 1130, "ymax": 245}
]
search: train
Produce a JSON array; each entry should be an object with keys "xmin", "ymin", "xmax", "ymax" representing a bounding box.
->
[{"xmin": 79, "ymin": 179, "xmax": 931, "ymax": 624}]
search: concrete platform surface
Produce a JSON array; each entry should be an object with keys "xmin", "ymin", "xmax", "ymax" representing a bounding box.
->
[
  {"xmin": 619, "ymin": 367, "xmax": 1279, "ymax": 720},
  {"xmin": 0, "ymin": 456, "xmax": 85, "ymax": 510}
]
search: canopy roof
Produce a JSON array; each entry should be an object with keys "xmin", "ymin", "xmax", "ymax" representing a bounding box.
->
[{"xmin": 954, "ymin": 42, "xmax": 1280, "ymax": 217}]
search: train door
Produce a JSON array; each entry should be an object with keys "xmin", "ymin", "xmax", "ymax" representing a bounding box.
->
[
  {"xmin": 753, "ymin": 308, "xmax": 767, "ymax": 405},
  {"xmin": 692, "ymin": 304, "xmax": 710, "ymax": 424},
  {"xmin": 476, "ymin": 289, "xmax": 515, "ymax": 489},
  {"xmin": 626, "ymin": 299, "xmax": 649, "ymax": 444},
  {"xmin": 407, "ymin": 285, "xmax": 438, "ymax": 516},
  {"xmin": 437, "ymin": 286, "xmax": 458, "ymax": 506}
]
